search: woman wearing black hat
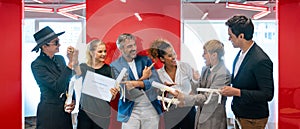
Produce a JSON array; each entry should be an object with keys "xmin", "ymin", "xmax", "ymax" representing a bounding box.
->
[{"xmin": 31, "ymin": 26, "xmax": 79, "ymax": 129}]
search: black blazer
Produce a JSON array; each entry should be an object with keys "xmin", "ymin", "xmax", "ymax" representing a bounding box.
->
[
  {"xmin": 31, "ymin": 53, "xmax": 73, "ymax": 103},
  {"xmin": 231, "ymin": 43, "xmax": 274, "ymax": 119},
  {"xmin": 31, "ymin": 52, "xmax": 74, "ymax": 129}
]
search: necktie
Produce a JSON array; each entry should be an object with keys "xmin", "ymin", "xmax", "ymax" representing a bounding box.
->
[{"xmin": 205, "ymin": 69, "xmax": 211, "ymax": 88}]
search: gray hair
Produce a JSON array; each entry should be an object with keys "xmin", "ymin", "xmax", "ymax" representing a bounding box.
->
[{"xmin": 116, "ymin": 33, "xmax": 135, "ymax": 49}]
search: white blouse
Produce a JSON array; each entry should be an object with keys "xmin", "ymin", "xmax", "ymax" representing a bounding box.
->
[{"xmin": 157, "ymin": 61, "xmax": 195, "ymax": 97}]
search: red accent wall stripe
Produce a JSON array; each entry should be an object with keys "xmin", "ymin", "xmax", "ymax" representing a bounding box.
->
[
  {"xmin": 0, "ymin": 0, "xmax": 22, "ymax": 128},
  {"xmin": 278, "ymin": 0, "xmax": 300, "ymax": 128}
]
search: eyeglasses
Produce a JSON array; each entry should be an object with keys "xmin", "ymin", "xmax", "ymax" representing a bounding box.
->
[{"xmin": 47, "ymin": 40, "xmax": 60, "ymax": 46}]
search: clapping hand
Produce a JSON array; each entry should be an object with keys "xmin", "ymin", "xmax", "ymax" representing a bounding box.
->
[{"xmin": 67, "ymin": 46, "xmax": 79, "ymax": 66}]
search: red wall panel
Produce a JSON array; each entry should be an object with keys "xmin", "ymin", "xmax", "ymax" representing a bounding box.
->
[
  {"xmin": 86, "ymin": 0, "xmax": 181, "ymax": 66},
  {"xmin": 0, "ymin": 0, "xmax": 22, "ymax": 128},
  {"xmin": 278, "ymin": 0, "xmax": 300, "ymax": 128},
  {"xmin": 86, "ymin": 0, "xmax": 180, "ymax": 129}
]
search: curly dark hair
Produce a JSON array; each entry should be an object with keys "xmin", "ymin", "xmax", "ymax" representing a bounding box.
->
[{"xmin": 148, "ymin": 39, "xmax": 172, "ymax": 60}]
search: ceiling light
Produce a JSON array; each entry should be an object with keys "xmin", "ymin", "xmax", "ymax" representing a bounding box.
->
[
  {"xmin": 226, "ymin": 2, "xmax": 269, "ymax": 12},
  {"xmin": 252, "ymin": 11, "xmax": 271, "ymax": 20},
  {"xmin": 32, "ymin": 0, "xmax": 43, "ymax": 4},
  {"xmin": 244, "ymin": 1, "xmax": 269, "ymax": 5},
  {"xmin": 56, "ymin": 3, "xmax": 86, "ymax": 20},
  {"xmin": 57, "ymin": 12, "xmax": 79, "ymax": 20},
  {"xmin": 57, "ymin": 3, "xmax": 86, "ymax": 12},
  {"xmin": 134, "ymin": 13, "xmax": 142, "ymax": 21},
  {"xmin": 201, "ymin": 12, "xmax": 208, "ymax": 20},
  {"xmin": 24, "ymin": 6, "xmax": 54, "ymax": 13},
  {"xmin": 74, "ymin": 14, "xmax": 86, "ymax": 19}
]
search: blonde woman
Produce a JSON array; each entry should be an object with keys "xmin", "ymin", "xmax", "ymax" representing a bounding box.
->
[{"xmin": 76, "ymin": 39, "xmax": 118, "ymax": 129}]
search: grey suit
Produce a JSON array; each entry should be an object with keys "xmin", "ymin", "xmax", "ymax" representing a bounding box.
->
[{"xmin": 179, "ymin": 61, "xmax": 230, "ymax": 129}]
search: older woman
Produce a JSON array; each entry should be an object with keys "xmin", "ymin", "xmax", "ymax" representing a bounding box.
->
[{"xmin": 170, "ymin": 39, "xmax": 231, "ymax": 129}]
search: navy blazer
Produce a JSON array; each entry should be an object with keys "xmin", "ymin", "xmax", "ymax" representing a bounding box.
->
[{"xmin": 231, "ymin": 43, "xmax": 274, "ymax": 119}]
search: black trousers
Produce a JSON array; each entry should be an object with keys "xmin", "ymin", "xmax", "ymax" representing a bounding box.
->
[
  {"xmin": 77, "ymin": 109, "xmax": 110, "ymax": 129},
  {"xmin": 36, "ymin": 102, "xmax": 73, "ymax": 129}
]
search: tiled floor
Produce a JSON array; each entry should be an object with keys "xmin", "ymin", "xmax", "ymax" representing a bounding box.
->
[{"xmin": 25, "ymin": 117, "xmax": 36, "ymax": 129}]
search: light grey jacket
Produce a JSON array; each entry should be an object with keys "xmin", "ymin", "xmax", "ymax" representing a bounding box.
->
[{"xmin": 178, "ymin": 61, "xmax": 230, "ymax": 129}]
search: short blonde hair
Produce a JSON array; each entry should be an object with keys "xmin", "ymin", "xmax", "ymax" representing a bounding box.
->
[{"xmin": 203, "ymin": 39, "xmax": 224, "ymax": 60}]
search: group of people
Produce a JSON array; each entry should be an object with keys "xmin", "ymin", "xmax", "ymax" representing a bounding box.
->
[{"xmin": 31, "ymin": 14, "xmax": 274, "ymax": 129}]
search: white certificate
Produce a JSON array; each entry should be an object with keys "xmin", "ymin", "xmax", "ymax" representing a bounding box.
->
[
  {"xmin": 152, "ymin": 81, "xmax": 176, "ymax": 92},
  {"xmin": 65, "ymin": 76, "xmax": 76, "ymax": 105},
  {"xmin": 82, "ymin": 71, "xmax": 116, "ymax": 102}
]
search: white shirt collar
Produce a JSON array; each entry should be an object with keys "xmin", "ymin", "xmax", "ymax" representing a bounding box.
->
[{"xmin": 241, "ymin": 41, "xmax": 254, "ymax": 56}]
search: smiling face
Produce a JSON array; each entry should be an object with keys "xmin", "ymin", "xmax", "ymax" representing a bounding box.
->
[
  {"xmin": 92, "ymin": 44, "xmax": 107, "ymax": 63},
  {"xmin": 203, "ymin": 39, "xmax": 224, "ymax": 67},
  {"xmin": 160, "ymin": 47, "xmax": 177, "ymax": 67},
  {"xmin": 120, "ymin": 39, "xmax": 137, "ymax": 62},
  {"xmin": 202, "ymin": 49, "xmax": 212, "ymax": 67}
]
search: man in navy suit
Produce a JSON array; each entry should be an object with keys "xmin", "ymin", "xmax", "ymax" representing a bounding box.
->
[{"xmin": 220, "ymin": 15, "xmax": 274, "ymax": 129}]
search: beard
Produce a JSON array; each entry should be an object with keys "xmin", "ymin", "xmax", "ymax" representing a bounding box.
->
[{"xmin": 129, "ymin": 50, "xmax": 137, "ymax": 57}]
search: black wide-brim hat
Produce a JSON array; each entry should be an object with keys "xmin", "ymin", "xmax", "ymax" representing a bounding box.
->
[{"xmin": 31, "ymin": 26, "xmax": 65, "ymax": 52}]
